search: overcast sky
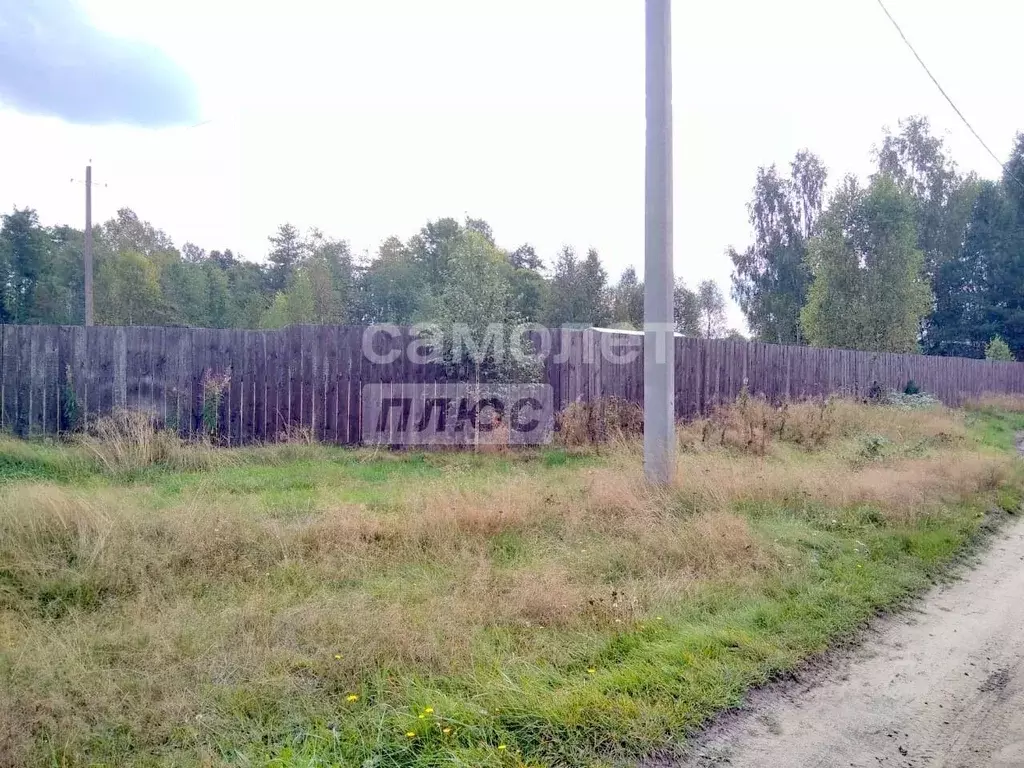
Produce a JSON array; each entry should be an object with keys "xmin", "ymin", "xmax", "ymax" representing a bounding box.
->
[{"xmin": 0, "ymin": 0, "xmax": 1021, "ymax": 329}]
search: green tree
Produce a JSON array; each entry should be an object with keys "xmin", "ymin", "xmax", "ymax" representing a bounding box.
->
[
  {"xmin": 223, "ymin": 257, "xmax": 268, "ymax": 328},
  {"xmin": 877, "ymin": 117, "xmax": 979, "ymax": 279},
  {"xmin": 96, "ymin": 250, "xmax": 168, "ymax": 326},
  {"xmin": 729, "ymin": 151, "xmax": 826, "ymax": 343},
  {"xmin": 610, "ymin": 266, "xmax": 644, "ymax": 329},
  {"xmin": 876, "ymin": 117, "xmax": 982, "ymax": 354},
  {"xmin": 284, "ymin": 271, "xmax": 316, "ymax": 324},
  {"xmin": 0, "ymin": 208, "xmax": 48, "ymax": 323},
  {"xmin": 985, "ymin": 335, "xmax": 1014, "ymax": 361},
  {"xmin": 34, "ymin": 224, "xmax": 85, "ymax": 325},
  {"xmin": 409, "ymin": 217, "xmax": 463, "ymax": 289},
  {"xmin": 801, "ymin": 175, "xmax": 932, "ymax": 352},
  {"xmin": 260, "ymin": 271, "xmax": 317, "ymax": 328},
  {"xmin": 422, "ymin": 231, "xmax": 534, "ymax": 381},
  {"xmin": 101, "ymin": 208, "xmax": 177, "ymax": 261},
  {"xmin": 673, "ymin": 279, "xmax": 700, "ymax": 336},
  {"xmin": 464, "ymin": 216, "xmax": 495, "ymax": 245},
  {"xmin": 927, "ymin": 181, "xmax": 1010, "ymax": 357},
  {"xmin": 161, "ymin": 260, "xmax": 211, "ymax": 326},
  {"xmin": 545, "ymin": 246, "xmax": 580, "ymax": 325},
  {"xmin": 696, "ymin": 279, "xmax": 727, "ymax": 338},
  {"xmin": 260, "ymin": 292, "xmax": 291, "ymax": 329},
  {"xmin": 306, "ymin": 230, "xmax": 354, "ymax": 323},
  {"xmin": 357, "ymin": 236, "xmax": 424, "ymax": 323},
  {"xmin": 579, "ymin": 249, "xmax": 610, "ymax": 326},
  {"xmin": 507, "ymin": 244, "xmax": 549, "ymax": 323},
  {"xmin": 266, "ymin": 223, "xmax": 306, "ymax": 294},
  {"xmin": 545, "ymin": 247, "xmax": 609, "ymax": 326},
  {"xmin": 204, "ymin": 263, "xmax": 233, "ymax": 328},
  {"xmin": 983, "ymin": 134, "xmax": 1024, "ymax": 358},
  {"xmin": 509, "ymin": 244, "xmax": 544, "ymax": 271}
]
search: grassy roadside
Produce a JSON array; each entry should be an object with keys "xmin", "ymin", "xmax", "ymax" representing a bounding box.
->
[{"xmin": 0, "ymin": 399, "xmax": 1021, "ymax": 767}]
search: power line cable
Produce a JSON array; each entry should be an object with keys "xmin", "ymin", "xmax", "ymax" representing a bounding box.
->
[{"xmin": 874, "ymin": 0, "xmax": 1024, "ymax": 190}]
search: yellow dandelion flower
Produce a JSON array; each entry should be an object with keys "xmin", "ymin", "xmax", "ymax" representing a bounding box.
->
[
  {"xmin": 346, "ymin": 694, "xmax": 359, "ymax": 702},
  {"xmin": 418, "ymin": 714, "xmax": 425, "ymax": 719},
  {"xmin": 498, "ymin": 744, "xmax": 507, "ymax": 750},
  {"xmin": 424, "ymin": 707, "xmax": 434, "ymax": 714},
  {"xmin": 334, "ymin": 654, "xmax": 343, "ymax": 660},
  {"xmin": 406, "ymin": 731, "xmax": 416, "ymax": 738},
  {"xmin": 587, "ymin": 667, "xmax": 596, "ymax": 674},
  {"xmin": 442, "ymin": 727, "xmax": 452, "ymax": 735}
]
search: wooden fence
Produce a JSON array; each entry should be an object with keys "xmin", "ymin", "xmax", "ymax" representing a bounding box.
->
[{"xmin": 1, "ymin": 324, "xmax": 1022, "ymax": 443}]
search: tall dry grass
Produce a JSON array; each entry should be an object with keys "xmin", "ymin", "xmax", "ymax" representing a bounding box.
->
[
  {"xmin": 679, "ymin": 394, "xmax": 966, "ymax": 454},
  {"xmin": 965, "ymin": 393, "xmax": 1024, "ymax": 413},
  {"xmin": 78, "ymin": 409, "xmax": 233, "ymax": 473},
  {"xmin": 557, "ymin": 397, "xmax": 644, "ymax": 447}
]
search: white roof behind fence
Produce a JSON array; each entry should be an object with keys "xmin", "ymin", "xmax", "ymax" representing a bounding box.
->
[{"xmin": 589, "ymin": 327, "xmax": 686, "ymax": 338}]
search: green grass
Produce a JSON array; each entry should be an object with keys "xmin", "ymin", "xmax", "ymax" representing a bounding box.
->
[
  {"xmin": 0, "ymin": 436, "xmax": 93, "ymax": 485},
  {"xmin": 966, "ymin": 405, "xmax": 1024, "ymax": 451},
  {"xmin": 241, "ymin": 502, "xmax": 1010, "ymax": 768},
  {"xmin": 0, "ymin": 404, "xmax": 1020, "ymax": 768}
]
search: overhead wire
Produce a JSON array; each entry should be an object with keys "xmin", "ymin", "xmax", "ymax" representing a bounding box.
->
[{"xmin": 874, "ymin": 0, "xmax": 1024, "ymax": 190}]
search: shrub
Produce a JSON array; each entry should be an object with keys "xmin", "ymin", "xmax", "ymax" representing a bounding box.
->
[
  {"xmin": 859, "ymin": 434, "xmax": 892, "ymax": 459},
  {"xmin": 884, "ymin": 390, "xmax": 940, "ymax": 410},
  {"xmin": 985, "ymin": 335, "xmax": 1015, "ymax": 362}
]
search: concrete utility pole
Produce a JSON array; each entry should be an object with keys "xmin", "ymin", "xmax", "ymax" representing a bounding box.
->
[
  {"xmin": 84, "ymin": 163, "xmax": 94, "ymax": 326},
  {"xmin": 643, "ymin": 0, "xmax": 675, "ymax": 484}
]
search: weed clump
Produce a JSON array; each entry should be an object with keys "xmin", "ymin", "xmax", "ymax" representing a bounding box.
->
[
  {"xmin": 685, "ymin": 390, "xmax": 842, "ymax": 454},
  {"xmin": 557, "ymin": 397, "xmax": 643, "ymax": 447},
  {"xmin": 680, "ymin": 390, "xmax": 961, "ymax": 455},
  {"xmin": 79, "ymin": 409, "xmax": 230, "ymax": 474}
]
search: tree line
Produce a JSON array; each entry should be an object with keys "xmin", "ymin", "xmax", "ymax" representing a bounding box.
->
[
  {"xmin": 4, "ymin": 114, "xmax": 1020, "ymax": 362},
  {"xmin": 730, "ymin": 116, "xmax": 1024, "ymax": 361},
  {"xmin": 0, "ymin": 205, "xmax": 736, "ymax": 340}
]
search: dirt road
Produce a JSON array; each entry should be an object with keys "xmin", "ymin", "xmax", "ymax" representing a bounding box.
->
[{"xmin": 676, "ymin": 521, "xmax": 1024, "ymax": 768}]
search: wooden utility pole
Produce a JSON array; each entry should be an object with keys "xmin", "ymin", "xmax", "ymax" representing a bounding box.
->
[
  {"xmin": 643, "ymin": 0, "xmax": 675, "ymax": 484},
  {"xmin": 84, "ymin": 163, "xmax": 94, "ymax": 326}
]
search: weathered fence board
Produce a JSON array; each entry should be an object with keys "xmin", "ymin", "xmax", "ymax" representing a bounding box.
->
[{"xmin": 2, "ymin": 323, "xmax": 1023, "ymax": 443}]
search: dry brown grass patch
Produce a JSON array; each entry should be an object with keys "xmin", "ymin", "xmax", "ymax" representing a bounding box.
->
[
  {"xmin": 966, "ymin": 393, "xmax": 1024, "ymax": 413},
  {"xmin": 557, "ymin": 397, "xmax": 644, "ymax": 447},
  {"xmin": 680, "ymin": 395, "xmax": 967, "ymax": 455},
  {"xmin": 662, "ymin": 509, "xmax": 776, "ymax": 575},
  {"xmin": 671, "ymin": 449, "xmax": 1012, "ymax": 524}
]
